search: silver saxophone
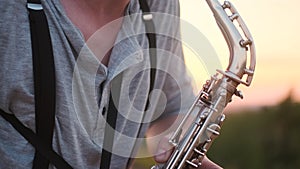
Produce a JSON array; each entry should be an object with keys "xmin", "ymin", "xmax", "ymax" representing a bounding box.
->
[{"xmin": 152, "ymin": 0, "xmax": 256, "ymax": 168}]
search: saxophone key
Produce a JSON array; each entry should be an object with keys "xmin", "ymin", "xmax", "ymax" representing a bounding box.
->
[
  {"xmin": 234, "ymin": 90, "xmax": 244, "ymax": 99},
  {"xmin": 197, "ymin": 153, "xmax": 205, "ymax": 164},
  {"xmin": 194, "ymin": 148, "xmax": 205, "ymax": 157},
  {"xmin": 201, "ymin": 148, "xmax": 208, "ymax": 154},
  {"xmin": 206, "ymin": 124, "xmax": 221, "ymax": 139},
  {"xmin": 240, "ymin": 39, "xmax": 252, "ymax": 47},
  {"xmin": 194, "ymin": 121, "xmax": 202, "ymax": 126},
  {"xmin": 206, "ymin": 127, "xmax": 220, "ymax": 136},
  {"xmin": 186, "ymin": 159, "xmax": 199, "ymax": 168},
  {"xmin": 218, "ymin": 114, "xmax": 226, "ymax": 126},
  {"xmin": 199, "ymin": 111, "xmax": 209, "ymax": 120},
  {"xmin": 229, "ymin": 13, "xmax": 239, "ymax": 21},
  {"xmin": 169, "ymin": 140, "xmax": 178, "ymax": 147},
  {"xmin": 201, "ymin": 139, "xmax": 212, "ymax": 150},
  {"xmin": 222, "ymin": 1, "xmax": 231, "ymax": 9},
  {"xmin": 244, "ymin": 68, "xmax": 254, "ymax": 75}
]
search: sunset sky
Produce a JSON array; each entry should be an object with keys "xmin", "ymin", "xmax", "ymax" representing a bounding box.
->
[{"xmin": 179, "ymin": 0, "xmax": 300, "ymax": 110}]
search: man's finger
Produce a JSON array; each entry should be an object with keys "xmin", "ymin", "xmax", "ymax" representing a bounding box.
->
[
  {"xmin": 154, "ymin": 135, "xmax": 174, "ymax": 163},
  {"xmin": 199, "ymin": 156, "xmax": 223, "ymax": 169}
]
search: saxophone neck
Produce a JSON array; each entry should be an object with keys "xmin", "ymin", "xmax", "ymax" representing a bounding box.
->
[{"xmin": 206, "ymin": 0, "xmax": 256, "ymax": 86}]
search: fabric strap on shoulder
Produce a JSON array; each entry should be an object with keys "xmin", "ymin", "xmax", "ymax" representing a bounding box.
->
[
  {"xmin": 0, "ymin": 0, "xmax": 72, "ymax": 168},
  {"xmin": 27, "ymin": 1, "xmax": 56, "ymax": 168},
  {"xmin": 99, "ymin": 1, "xmax": 157, "ymax": 169}
]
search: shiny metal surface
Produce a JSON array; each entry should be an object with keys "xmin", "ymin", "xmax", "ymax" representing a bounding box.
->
[{"xmin": 152, "ymin": 0, "xmax": 256, "ymax": 168}]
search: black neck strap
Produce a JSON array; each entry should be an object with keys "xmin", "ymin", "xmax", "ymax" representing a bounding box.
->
[
  {"xmin": 100, "ymin": 1, "xmax": 157, "ymax": 169},
  {"xmin": 139, "ymin": 0, "xmax": 157, "ymax": 110},
  {"xmin": 1, "ymin": 0, "xmax": 72, "ymax": 168},
  {"xmin": 28, "ymin": 1, "xmax": 56, "ymax": 168}
]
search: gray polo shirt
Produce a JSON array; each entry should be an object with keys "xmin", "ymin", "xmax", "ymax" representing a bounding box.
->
[{"xmin": 0, "ymin": 0, "xmax": 194, "ymax": 168}]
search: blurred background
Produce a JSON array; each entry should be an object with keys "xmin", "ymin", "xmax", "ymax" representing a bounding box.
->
[
  {"xmin": 133, "ymin": 0, "xmax": 300, "ymax": 168},
  {"xmin": 180, "ymin": 0, "xmax": 300, "ymax": 110}
]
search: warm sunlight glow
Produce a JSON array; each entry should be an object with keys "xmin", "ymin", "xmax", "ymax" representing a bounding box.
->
[{"xmin": 180, "ymin": 0, "xmax": 300, "ymax": 110}]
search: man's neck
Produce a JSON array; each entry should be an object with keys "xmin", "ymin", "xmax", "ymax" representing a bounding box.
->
[
  {"xmin": 60, "ymin": 0, "xmax": 130, "ymax": 39},
  {"xmin": 60, "ymin": 0, "xmax": 130, "ymax": 65},
  {"xmin": 66, "ymin": 0, "xmax": 130, "ymax": 16}
]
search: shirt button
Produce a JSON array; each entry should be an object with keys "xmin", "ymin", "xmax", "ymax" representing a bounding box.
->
[
  {"xmin": 102, "ymin": 107, "xmax": 106, "ymax": 115},
  {"xmin": 136, "ymin": 54, "xmax": 143, "ymax": 61}
]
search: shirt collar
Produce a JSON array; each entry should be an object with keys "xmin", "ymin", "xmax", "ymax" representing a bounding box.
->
[{"xmin": 107, "ymin": 5, "xmax": 146, "ymax": 81}]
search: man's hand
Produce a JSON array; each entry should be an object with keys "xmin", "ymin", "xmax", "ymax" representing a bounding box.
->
[
  {"xmin": 153, "ymin": 136, "xmax": 223, "ymax": 169},
  {"xmin": 147, "ymin": 115, "xmax": 222, "ymax": 169}
]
